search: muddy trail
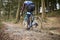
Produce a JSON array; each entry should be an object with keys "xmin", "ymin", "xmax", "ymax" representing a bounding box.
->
[{"xmin": 0, "ymin": 22, "xmax": 60, "ymax": 40}]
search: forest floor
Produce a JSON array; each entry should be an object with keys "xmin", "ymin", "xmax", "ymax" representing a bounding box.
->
[{"xmin": 0, "ymin": 17, "xmax": 60, "ymax": 40}]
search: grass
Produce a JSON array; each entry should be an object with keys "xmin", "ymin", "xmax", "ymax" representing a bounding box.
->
[
  {"xmin": 48, "ymin": 27, "xmax": 60, "ymax": 30},
  {"xmin": 0, "ymin": 21, "xmax": 3, "ymax": 29}
]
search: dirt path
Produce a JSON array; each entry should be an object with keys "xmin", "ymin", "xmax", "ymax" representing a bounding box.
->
[{"xmin": 0, "ymin": 22, "xmax": 60, "ymax": 40}]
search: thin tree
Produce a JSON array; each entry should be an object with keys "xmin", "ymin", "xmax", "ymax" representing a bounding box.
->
[
  {"xmin": 15, "ymin": 0, "xmax": 21, "ymax": 23},
  {"xmin": 41, "ymin": 0, "xmax": 46, "ymax": 29}
]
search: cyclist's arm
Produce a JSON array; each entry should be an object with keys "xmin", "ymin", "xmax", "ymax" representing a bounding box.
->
[{"xmin": 20, "ymin": 4, "xmax": 25, "ymax": 16}]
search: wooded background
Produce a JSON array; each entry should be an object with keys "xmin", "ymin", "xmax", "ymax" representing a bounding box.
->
[{"xmin": 0, "ymin": 0, "xmax": 60, "ymax": 23}]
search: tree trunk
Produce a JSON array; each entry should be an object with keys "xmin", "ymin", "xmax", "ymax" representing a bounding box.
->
[
  {"xmin": 9, "ymin": 3, "xmax": 12, "ymax": 19},
  {"xmin": 41, "ymin": 0, "xmax": 46, "ymax": 29},
  {"xmin": 38, "ymin": 2, "xmax": 40, "ymax": 14},
  {"xmin": 7, "ymin": 0, "xmax": 10, "ymax": 19},
  {"xmin": 15, "ymin": 0, "xmax": 21, "ymax": 23},
  {"xmin": 35, "ymin": 2, "xmax": 38, "ymax": 15},
  {"xmin": 16, "ymin": 0, "xmax": 24, "ymax": 23},
  {"xmin": 35, "ymin": 2, "xmax": 37, "ymax": 15},
  {"xmin": 0, "ymin": 10, "xmax": 1, "ymax": 18},
  {"xmin": 46, "ymin": 0, "xmax": 49, "ymax": 11}
]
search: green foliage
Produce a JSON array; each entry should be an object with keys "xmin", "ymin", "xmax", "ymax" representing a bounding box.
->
[{"xmin": 47, "ymin": 10, "xmax": 60, "ymax": 17}]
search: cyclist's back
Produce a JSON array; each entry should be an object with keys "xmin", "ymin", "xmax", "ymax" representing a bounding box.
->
[{"xmin": 24, "ymin": 0, "xmax": 35, "ymax": 12}]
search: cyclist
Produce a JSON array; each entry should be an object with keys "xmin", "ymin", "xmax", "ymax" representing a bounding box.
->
[{"xmin": 21, "ymin": 0, "xmax": 36, "ymax": 30}]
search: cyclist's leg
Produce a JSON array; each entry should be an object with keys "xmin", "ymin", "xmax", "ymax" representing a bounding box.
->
[
  {"xmin": 26, "ymin": 12, "xmax": 34, "ymax": 30},
  {"xmin": 29, "ymin": 15, "xmax": 34, "ymax": 28},
  {"xmin": 27, "ymin": 17, "xmax": 30, "ymax": 28},
  {"xmin": 23, "ymin": 15, "xmax": 28, "ymax": 28},
  {"xmin": 26, "ymin": 13, "xmax": 31, "ymax": 30}
]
